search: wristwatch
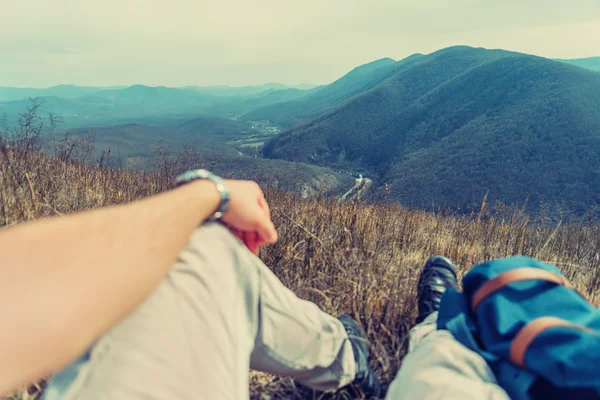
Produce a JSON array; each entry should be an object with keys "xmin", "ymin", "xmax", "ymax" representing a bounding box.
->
[{"xmin": 175, "ymin": 169, "xmax": 231, "ymax": 221}]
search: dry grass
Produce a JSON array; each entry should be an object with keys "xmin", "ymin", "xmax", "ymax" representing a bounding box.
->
[{"xmin": 2, "ymin": 148, "xmax": 600, "ymax": 400}]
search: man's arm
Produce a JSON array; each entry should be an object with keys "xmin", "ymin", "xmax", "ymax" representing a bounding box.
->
[{"xmin": 0, "ymin": 179, "xmax": 277, "ymax": 395}]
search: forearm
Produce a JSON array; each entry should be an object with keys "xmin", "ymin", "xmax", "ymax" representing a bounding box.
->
[{"xmin": 0, "ymin": 180, "xmax": 220, "ymax": 394}]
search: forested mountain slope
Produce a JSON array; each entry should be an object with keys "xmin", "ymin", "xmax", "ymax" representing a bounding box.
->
[{"xmin": 264, "ymin": 46, "xmax": 600, "ymax": 214}]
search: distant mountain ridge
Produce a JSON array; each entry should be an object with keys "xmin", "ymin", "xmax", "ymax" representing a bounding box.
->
[
  {"xmin": 0, "ymin": 85, "xmax": 126, "ymax": 102},
  {"xmin": 264, "ymin": 46, "xmax": 600, "ymax": 214},
  {"xmin": 0, "ymin": 82, "xmax": 316, "ymax": 128},
  {"xmin": 555, "ymin": 57, "xmax": 600, "ymax": 72},
  {"xmin": 241, "ymin": 57, "xmax": 402, "ymax": 126},
  {"xmin": 240, "ymin": 48, "xmax": 530, "ymax": 127},
  {"xmin": 186, "ymin": 82, "xmax": 317, "ymax": 97},
  {"xmin": 0, "ymin": 82, "xmax": 316, "ymax": 103}
]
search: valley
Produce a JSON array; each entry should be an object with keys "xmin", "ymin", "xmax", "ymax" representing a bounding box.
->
[{"xmin": 2, "ymin": 46, "xmax": 599, "ymax": 216}]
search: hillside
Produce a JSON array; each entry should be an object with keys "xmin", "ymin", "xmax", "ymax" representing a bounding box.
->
[
  {"xmin": 0, "ymin": 93, "xmax": 352, "ymax": 196},
  {"xmin": 556, "ymin": 57, "xmax": 600, "ymax": 72},
  {"xmin": 177, "ymin": 117, "xmax": 280, "ymax": 155},
  {"xmin": 264, "ymin": 46, "xmax": 600, "ymax": 215},
  {"xmin": 2, "ymin": 148, "xmax": 599, "ymax": 400},
  {"xmin": 64, "ymin": 122, "xmax": 351, "ymax": 194},
  {"xmin": 201, "ymin": 87, "xmax": 315, "ymax": 118},
  {"xmin": 69, "ymin": 123, "xmax": 238, "ymax": 163},
  {"xmin": 240, "ymin": 54, "xmax": 600, "ymax": 130},
  {"xmin": 177, "ymin": 116, "xmax": 256, "ymax": 137},
  {"xmin": 0, "ymin": 97, "xmax": 348, "ymax": 196},
  {"xmin": 241, "ymin": 57, "xmax": 404, "ymax": 126}
]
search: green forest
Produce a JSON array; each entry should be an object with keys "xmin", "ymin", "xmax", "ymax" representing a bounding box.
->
[{"xmin": 264, "ymin": 47, "xmax": 600, "ymax": 214}]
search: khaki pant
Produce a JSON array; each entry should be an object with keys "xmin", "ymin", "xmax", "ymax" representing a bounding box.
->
[
  {"xmin": 44, "ymin": 223, "xmax": 512, "ymax": 400},
  {"xmin": 386, "ymin": 312, "xmax": 510, "ymax": 400},
  {"xmin": 43, "ymin": 223, "xmax": 355, "ymax": 400}
]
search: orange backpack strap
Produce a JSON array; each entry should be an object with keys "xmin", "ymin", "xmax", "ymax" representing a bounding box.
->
[
  {"xmin": 471, "ymin": 268, "xmax": 573, "ymax": 310},
  {"xmin": 510, "ymin": 317, "xmax": 596, "ymax": 368}
]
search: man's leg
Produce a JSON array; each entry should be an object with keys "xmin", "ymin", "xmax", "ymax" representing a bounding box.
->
[
  {"xmin": 43, "ymin": 223, "xmax": 357, "ymax": 400},
  {"xmin": 385, "ymin": 256, "xmax": 510, "ymax": 400},
  {"xmin": 386, "ymin": 312, "xmax": 510, "ymax": 400}
]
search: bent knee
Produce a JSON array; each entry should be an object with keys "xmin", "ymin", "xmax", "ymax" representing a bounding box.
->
[
  {"xmin": 172, "ymin": 222, "xmax": 259, "ymax": 284},
  {"xmin": 190, "ymin": 222, "xmax": 242, "ymax": 248}
]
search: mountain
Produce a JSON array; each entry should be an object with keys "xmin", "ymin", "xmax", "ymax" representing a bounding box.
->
[
  {"xmin": 0, "ymin": 86, "xmax": 219, "ymax": 128},
  {"xmin": 556, "ymin": 57, "xmax": 600, "ymax": 72},
  {"xmin": 199, "ymin": 87, "xmax": 316, "ymax": 118},
  {"xmin": 187, "ymin": 82, "xmax": 316, "ymax": 97},
  {"xmin": 80, "ymin": 85, "xmax": 216, "ymax": 107},
  {"xmin": 0, "ymin": 84, "xmax": 316, "ymax": 128},
  {"xmin": 0, "ymin": 82, "xmax": 316, "ymax": 103},
  {"xmin": 0, "ymin": 85, "xmax": 125, "ymax": 102},
  {"xmin": 241, "ymin": 57, "xmax": 403, "ymax": 126},
  {"xmin": 0, "ymin": 95, "xmax": 120, "ymax": 120},
  {"xmin": 264, "ymin": 46, "xmax": 600, "ymax": 214},
  {"xmin": 293, "ymin": 83, "xmax": 318, "ymax": 90}
]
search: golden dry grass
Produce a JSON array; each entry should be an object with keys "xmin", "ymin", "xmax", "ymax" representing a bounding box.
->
[{"xmin": 2, "ymin": 148, "xmax": 600, "ymax": 399}]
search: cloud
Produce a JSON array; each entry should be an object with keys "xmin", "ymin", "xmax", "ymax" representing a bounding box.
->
[{"xmin": 0, "ymin": 0, "xmax": 599, "ymax": 87}]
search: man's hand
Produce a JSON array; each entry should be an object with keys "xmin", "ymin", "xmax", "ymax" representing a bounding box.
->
[{"xmin": 220, "ymin": 180, "xmax": 278, "ymax": 254}]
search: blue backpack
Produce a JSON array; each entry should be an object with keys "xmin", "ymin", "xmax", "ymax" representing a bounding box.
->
[{"xmin": 437, "ymin": 256, "xmax": 600, "ymax": 400}]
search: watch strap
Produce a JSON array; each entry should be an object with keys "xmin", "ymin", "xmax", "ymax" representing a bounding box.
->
[{"xmin": 175, "ymin": 169, "xmax": 230, "ymax": 221}]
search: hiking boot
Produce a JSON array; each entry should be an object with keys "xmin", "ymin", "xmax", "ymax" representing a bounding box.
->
[
  {"xmin": 337, "ymin": 314, "xmax": 385, "ymax": 399},
  {"xmin": 297, "ymin": 315, "xmax": 385, "ymax": 399},
  {"xmin": 416, "ymin": 256, "xmax": 459, "ymax": 324}
]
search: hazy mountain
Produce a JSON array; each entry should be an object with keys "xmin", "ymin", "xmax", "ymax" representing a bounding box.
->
[
  {"xmin": 79, "ymin": 85, "xmax": 216, "ymax": 107},
  {"xmin": 200, "ymin": 87, "xmax": 316, "ymax": 117},
  {"xmin": 0, "ymin": 85, "xmax": 125, "ymax": 102},
  {"xmin": 0, "ymin": 82, "xmax": 316, "ymax": 103},
  {"xmin": 241, "ymin": 57, "xmax": 403, "ymax": 126},
  {"xmin": 555, "ymin": 57, "xmax": 600, "ymax": 72},
  {"xmin": 187, "ymin": 82, "xmax": 317, "ymax": 97},
  {"xmin": 0, "ymin": 86, "xmax": 219, "ymax": 128},
  {"xmin": 293, "ymin": 83, "xmax": 318, "ymax": 90},
  {"xmin": 264, "ymin": 46, "xmax": 600, "ymax": 214},
  {"xmin": 0, "ymin": 95, "xmax": 121, "ymax": 121},
  {"xmin": 0, "ymin": 84, "xmax": 317, "ymax": 128}
]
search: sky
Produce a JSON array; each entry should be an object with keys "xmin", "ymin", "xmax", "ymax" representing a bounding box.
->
[{"xmin": 1, "ymin": 0, "xmax": 599, "ymax": 88}]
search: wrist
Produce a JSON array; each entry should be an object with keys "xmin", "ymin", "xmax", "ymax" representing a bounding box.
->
[
  {"xmin": 175, "ymin": 169, "xmax": 230, "ymax": 222},
  {"xmin": 187, "ymin": 180, "xmax": 222, "ymax": 222}
]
